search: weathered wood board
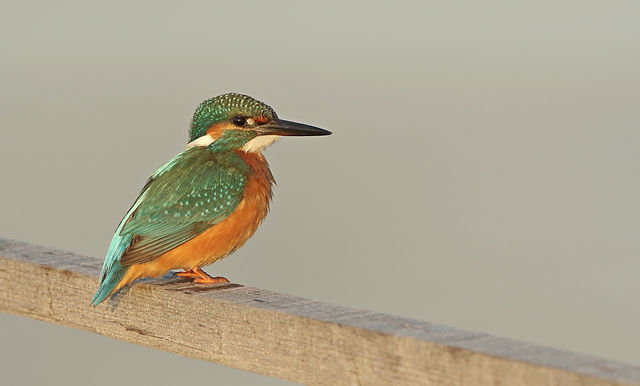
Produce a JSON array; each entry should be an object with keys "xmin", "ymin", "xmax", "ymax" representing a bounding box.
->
[{"xmin": 0, "ymin": 238, "xmax": 638, "ymax": 385}]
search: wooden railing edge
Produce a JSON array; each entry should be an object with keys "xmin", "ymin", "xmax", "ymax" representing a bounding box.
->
[{"xmin": 0, "ymin": 237, "xmax": 638, "ymax": 385}]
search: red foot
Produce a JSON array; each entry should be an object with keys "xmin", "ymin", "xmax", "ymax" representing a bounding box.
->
[
  {"xmin": 174, "ymin": 267, "xmax": 229, "ymax": 284},
  {"xmin": 174, "ymin": 270, "xmax": 199, "ymax": 279},
  {"xmin": 194, "ymin": 276, "xmax": 230, "ymax": 284}
]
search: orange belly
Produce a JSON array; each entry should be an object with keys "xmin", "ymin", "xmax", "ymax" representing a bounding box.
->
[{"xmin": 113, "ymin": 151, "xmax": 273, "ymax": 293}]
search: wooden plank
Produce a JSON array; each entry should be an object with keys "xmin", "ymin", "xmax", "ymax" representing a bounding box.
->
[{"xmin": 0, "ymin": 238, "xmax": 638, "ymax": 385}]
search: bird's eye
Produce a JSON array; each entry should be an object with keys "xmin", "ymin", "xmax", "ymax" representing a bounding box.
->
[{"xmin": 232, "ymin": 116, "xmax": 247, "ymax": 127}]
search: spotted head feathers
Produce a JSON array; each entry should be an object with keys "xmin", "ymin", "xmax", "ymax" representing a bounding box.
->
[{"xmin": 189, "ymin": 93, "xmax": 278, "ymax": 142}]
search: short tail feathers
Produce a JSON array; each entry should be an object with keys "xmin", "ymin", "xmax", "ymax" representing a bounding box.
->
[
  {"xmin": 90, "ymin": 262, "xmax": 128, "ymax": 307},
  {"xmin": 92, "ymin": 197, "xmax": 140, "ymax": 307}
]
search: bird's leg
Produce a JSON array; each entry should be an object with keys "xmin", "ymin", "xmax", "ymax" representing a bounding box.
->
[
  {"xmin": 174, "ymin": 268, "xmax": 200, "ymax": 279},
  {"xmin": 191, "ymin": 267, "xmax": 230, "ymax": 284}
]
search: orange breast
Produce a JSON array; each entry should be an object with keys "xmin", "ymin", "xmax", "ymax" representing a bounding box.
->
[{"xmin": 116, "ymin": 151, "xmax": 274, "ymax": 290}]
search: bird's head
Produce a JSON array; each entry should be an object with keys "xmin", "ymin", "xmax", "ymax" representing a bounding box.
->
[{"xmin": 188, "ymin": 93, "xmax": 330, "ymax": 153}]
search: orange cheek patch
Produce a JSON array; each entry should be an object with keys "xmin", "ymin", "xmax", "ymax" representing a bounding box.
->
[
  {"xmin": 254, "ymin": 116, "xmax": 270, "ymax": 124},
  {"xmin": 206, "ymin": 122, "xmax": 237, "ymax": 140}
]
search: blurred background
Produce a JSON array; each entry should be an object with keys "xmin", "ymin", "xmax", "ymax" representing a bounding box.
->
[{"xmin": 1, "ymin": 1, "xmax": 639, "ymax": 384}]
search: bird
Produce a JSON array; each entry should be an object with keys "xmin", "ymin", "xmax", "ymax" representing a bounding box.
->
[{"xmin": 91, "ymin": 93, "xmax": 331, "ymax": 306}]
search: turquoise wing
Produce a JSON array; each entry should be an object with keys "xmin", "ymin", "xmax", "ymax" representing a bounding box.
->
[
  {"xmin": 113, "ymin": 147, "xmax": 248, "ymax": 267},
  {"xmin": 92, "ymin": 147, "xmax": 247, "ymax": 306}
]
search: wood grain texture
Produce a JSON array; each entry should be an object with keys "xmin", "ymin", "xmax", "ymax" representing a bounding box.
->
[{"xmin": 0, "ymin": 238, "xmax": 638, "ymax": 385}]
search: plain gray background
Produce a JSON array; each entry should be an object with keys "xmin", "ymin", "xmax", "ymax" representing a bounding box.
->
[{"xmin": 1, "ymin": 1, "xmax": 639, "ymax": 384}]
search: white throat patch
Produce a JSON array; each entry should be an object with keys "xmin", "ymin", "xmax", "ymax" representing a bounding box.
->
[
  {"xmin": 186, "ymin": 133, "xmax": 280, "ymax": 153},
  {"xmin": 186, "ymin": 134, "xmax": 216, "ymax": 149},
  {"xmin": 241, "ymin": 135, "xmax": 280, "ymax": 153}
]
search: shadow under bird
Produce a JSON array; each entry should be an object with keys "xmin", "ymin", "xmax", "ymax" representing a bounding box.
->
[{"xmin": 91, "ymin": 93, "xmax": 331, "ymax": 306}]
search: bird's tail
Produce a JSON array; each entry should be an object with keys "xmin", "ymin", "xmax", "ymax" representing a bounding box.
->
[{"xmin": 91, "ymin": 262, "xmax": 128, "ymax": 307}]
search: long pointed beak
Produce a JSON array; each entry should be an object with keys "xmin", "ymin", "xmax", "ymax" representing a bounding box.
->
[{"xmin": 257, "ymin": 119, "xmax": 332, "ymax": 136}]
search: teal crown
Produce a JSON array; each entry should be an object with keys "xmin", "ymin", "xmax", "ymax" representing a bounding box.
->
[{"xmin": 189, "ymin": 93, "xmax": 277, "ymax": 142}]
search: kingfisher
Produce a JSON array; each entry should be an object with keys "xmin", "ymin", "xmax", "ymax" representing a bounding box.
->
[{"xmin": 91, "ymin": 93, "xmax": 331, "ymax": 306}]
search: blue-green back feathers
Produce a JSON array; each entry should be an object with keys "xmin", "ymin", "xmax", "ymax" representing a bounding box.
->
[
  {"xmin": 120, "ymin": 148, "xmax": 248, "ymax": 264},
  {"xmin": 91, "ymin": 146, "xmax": 249, "ymax": 306}
]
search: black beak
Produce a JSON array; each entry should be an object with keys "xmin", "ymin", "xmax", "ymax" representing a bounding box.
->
[{"xmin": 257, "ymin": 119, "xmax": 332, "ymax": 136}]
